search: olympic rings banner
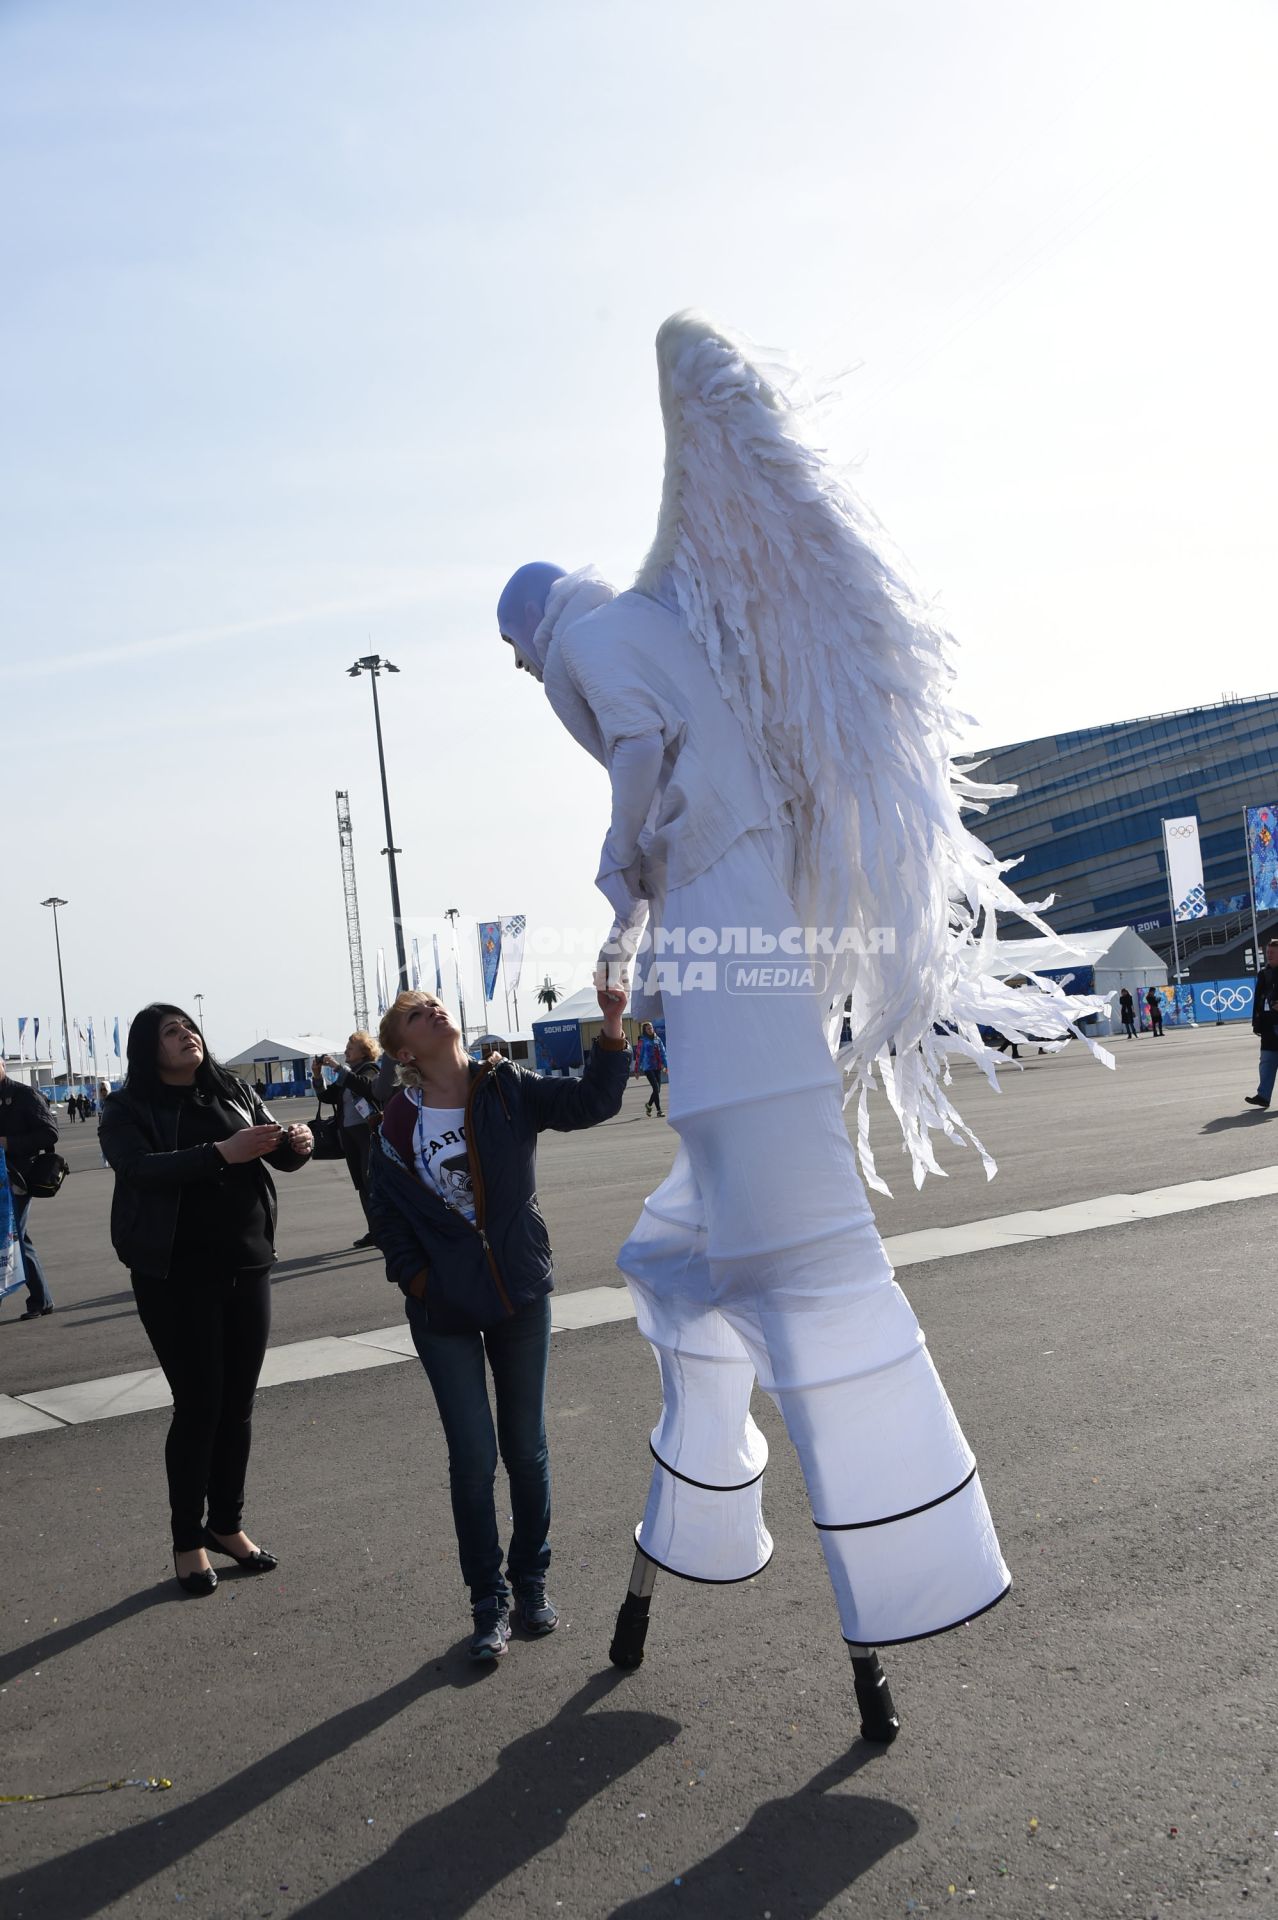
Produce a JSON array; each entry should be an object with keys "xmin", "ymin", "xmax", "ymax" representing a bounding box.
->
[
  {"xmin": 1246, "ymin": 805, "xmax": 1278, "ymax": 915},
  {"xmin": 1162, "ymin": 815, "xmax": 1207, "ymax": 922},
  {"xmin": 1190, "ymin": 979, "xmax": 1254, "ymax": 1023}
]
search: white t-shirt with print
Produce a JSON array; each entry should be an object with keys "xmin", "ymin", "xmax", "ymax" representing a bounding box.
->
[{"xmin": 407, "ymin": 1095, "xmax": 475, "ymax": 1223}]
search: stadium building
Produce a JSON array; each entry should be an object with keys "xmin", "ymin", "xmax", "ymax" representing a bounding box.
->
[{"xmin": 972, "ymin": 692, "xmax": 1278, "ymax": 977}]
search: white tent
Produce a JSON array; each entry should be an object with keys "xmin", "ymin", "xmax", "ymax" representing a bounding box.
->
[
  {"xmin": 990, "ymin": 927, "xmax": 1167, "ymax": 1035},
  {"xmin": 222, "ymin": 1035, "xmax": 344, "ymax": 1091}
]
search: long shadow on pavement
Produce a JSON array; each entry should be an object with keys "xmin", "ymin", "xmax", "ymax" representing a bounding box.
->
[
  {"xmin": 1199, "ymin": 1111, "xmax": 1275, "ymax": 1133},
  {"xmin": 0, "ymin": 1656, "xmax": 481, "ymax": 1918},
  {"xmin": 286, "ymin": 1671, "xmax": 680, "ymax": 1920},
  {"xmin": 0, "ymin": 1582, "xmax": 175, "ymax": 1688},
  {"xmin": 610, "ymin": 1745, "xmax": 917, "ymax": 1918}
]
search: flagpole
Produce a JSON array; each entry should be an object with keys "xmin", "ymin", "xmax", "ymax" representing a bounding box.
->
[
  {"xmin": 1161, "ymin": 821, "xmax": 1194, "ymax": 1026},
  {"xmin": 499, "ymin": 941, "xmax": 512, "ymax": 1036},
  {"xmin": 1244, "ymin": 806, "xmax": 1262, "ymax": 965},
  {"xmin": 445, "ymin": 908, "xmax": 468, "ymax": 1047}
]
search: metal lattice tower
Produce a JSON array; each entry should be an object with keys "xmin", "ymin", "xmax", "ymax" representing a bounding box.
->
[{"xmin": 335, "ymin": 791, "xmax": 370, "ymax": 1031}]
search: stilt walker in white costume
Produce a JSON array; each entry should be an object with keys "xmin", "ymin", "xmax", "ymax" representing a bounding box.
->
[{"xmin": 497, "ymin": 313, "xmax": 1111, "ymax": 1743}]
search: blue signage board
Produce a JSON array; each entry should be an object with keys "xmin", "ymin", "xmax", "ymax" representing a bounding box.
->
[
  {"xmin": 1191, "ymin": 978, "xmax": 1254, "ymax": 1023},
  {"xmin": 534, "ymin": 1019, "xmax": 585, "ymax": 1074}
]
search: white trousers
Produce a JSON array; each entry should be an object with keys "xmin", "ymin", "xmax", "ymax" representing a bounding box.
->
[{"xmin": 618, "ymin": 833, "xmax": 1011, "ymax": 1646}]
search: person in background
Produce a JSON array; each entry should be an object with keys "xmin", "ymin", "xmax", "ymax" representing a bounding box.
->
[
  {"xmin": 1245, "ymin": 936, "xmax": 1278, "ymax": 1109},
  {"xmin": 312, "ymin": 1033, "xmax": 383, "ymax": 1249},
  {"xmin": 0, "ymin": 1059, "xmax": 58, "ymax": 1320},
  {"xmin": 367, "ymin": 982, "xmax": 630, "ymax": 1663},
  {"xmin": 635, "ymin": 1020, "xmax": 668, "ymax": 1116},
  {"xmin": 100, "ymin": 1005, "xmax": 312, "ymax": 1597},
  {"xmin": 1145, "ymin": 986, "xmax": 1164, "ymax": 1037},
  {"xmin": 1119, "ymin": 987, "xmax": 1137, "ymax": 1040}
]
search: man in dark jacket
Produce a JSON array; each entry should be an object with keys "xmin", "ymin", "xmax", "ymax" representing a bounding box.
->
[
  {"xmin": 0, "ymin": 1061, "xmax": 58, "ymax": 1318},
  {"xmin": 1245, "ymin": 937, "xmax": 1278, "ymax": 1108}
]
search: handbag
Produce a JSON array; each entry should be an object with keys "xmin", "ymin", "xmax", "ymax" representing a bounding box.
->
[
  {"xmin": 11, "ymin": 1150, "xmax": 71, "ymax": 1199},
  {"xmin": 309, "ymin": 1104, "xmax": 345, "ymax": 1161}
]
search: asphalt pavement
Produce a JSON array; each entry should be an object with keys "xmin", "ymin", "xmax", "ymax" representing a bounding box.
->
[{"xmin": 1, "ymin": 1025, "xmax": 1275, "ymax": 1918}]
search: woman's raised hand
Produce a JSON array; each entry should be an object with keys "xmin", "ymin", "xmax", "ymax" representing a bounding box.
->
[{"xmin": 216, "ymin": 1124, "xmax": 283, "ymax": 1164}]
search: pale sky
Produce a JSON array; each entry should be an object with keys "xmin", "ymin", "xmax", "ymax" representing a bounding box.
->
[{"xmin": 3, "ymin": 0, "xmax": 1275, "ymax": 1061}]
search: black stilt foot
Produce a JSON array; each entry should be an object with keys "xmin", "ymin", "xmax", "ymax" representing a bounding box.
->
[
  {"xmin": 851, "ymin": 1652, "xmax": 900, "ymax": 1744},
  {"xmin": 609, "ymin": 1591, "xmax": 651, "ymax": 1668}
]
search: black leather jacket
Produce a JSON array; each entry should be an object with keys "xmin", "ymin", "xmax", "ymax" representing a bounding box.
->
[
  {"xmin": 0, "ymin": 1078, "xmax": 59, "ymax": 1173},
  {"xmin": 100, "ymin": 1077, "xmax": 309, "ymax": 1278}
]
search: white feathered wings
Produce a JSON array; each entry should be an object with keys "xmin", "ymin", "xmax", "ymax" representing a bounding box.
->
[{"xmin": 635, "ymin": 310, "xmax": 1111, "ymax": 1192}]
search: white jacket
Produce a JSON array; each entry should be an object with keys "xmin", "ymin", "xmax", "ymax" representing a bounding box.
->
[{"xmin": 543, "ymin": 587, "xmax": 786, "ymax": 911}]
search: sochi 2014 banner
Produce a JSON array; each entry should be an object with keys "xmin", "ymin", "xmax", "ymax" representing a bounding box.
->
[
  {"xmin": 1246, "ymin": 805, "xmax": 1278, "ymax": 915},
  {"xmin": 1162, "ymin": 816, "xmax": 1207, "ymax": 922},
  {"xmin": 1, "ymin": 1148, "xmax": 25, "ymax": 1301},
  {"xmin": 478, "ymin": 922, "xmax": 502, "ymax": 1003},
  {"xmin": 500, "ymin": 915, "xmax": 526, "ymax": 994}
]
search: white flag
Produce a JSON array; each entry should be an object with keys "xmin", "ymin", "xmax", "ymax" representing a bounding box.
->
[
  {"xmin": 376, "ymin": 948, "xmax": 390, "ymax": 1016},
  {"xmin": 500, "ymin": 915, "xmax": 527, "ymax": 994},
  {"xmin": 1163, "ymin": 816, "xmax": 1206, "ymax": 922},
  {"xmin": 410, "ymin": 937, "xmax": 422, "ymax": 990}
]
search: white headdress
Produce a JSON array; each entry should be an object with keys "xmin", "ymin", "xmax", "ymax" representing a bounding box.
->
[{"xmin": 636, "ymin": 310, "xmax": 1112, "ymax": 1191}]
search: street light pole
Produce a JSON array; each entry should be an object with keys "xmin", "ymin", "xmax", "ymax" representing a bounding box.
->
[
  {"xmin": 40, "ymin": 897, "xmax": 74, "ymax": 1097},
  {"xmin": 347, "ymin": 655, "xmax": 408, "ymax": 993},
  {"xmin": 194, "ymin": 993, "xmax": 206, "ymax": 1038}
]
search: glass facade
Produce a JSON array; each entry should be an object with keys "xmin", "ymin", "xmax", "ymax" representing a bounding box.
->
[{"xmin": 972, "ymin": 693, "xmax": 1278, "ymax": 959}]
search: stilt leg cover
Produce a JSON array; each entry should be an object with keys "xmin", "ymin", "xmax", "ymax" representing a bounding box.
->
[{"xmin": 634, "ymin": 1344, "xmax": 773, "ymax": 1582}]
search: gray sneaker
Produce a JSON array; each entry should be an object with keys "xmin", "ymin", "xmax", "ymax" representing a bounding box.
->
[
  {"xmin": 514, "ymin": 1580, "xmax": 559, "ymax": 1636},
  {"xmin": 468, "ymin": 1601, "xmax": 511, "ymax": 1662}
]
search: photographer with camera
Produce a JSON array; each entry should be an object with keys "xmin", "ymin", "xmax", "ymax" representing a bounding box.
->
[{"xmin": 311, "ymin": 1032, "xmax": 384, "ymax": 1248}]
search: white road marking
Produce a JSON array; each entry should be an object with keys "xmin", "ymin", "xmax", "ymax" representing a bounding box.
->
[{"xmin": 6, "ymin": 1161, "xmax": 1278, "ymax": 1438}]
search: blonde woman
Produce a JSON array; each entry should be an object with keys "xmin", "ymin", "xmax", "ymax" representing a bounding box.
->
[
  {"xmin": 366, "ymin": 984, "xmax": 629, "ymax": 1662},
  {"xmin": 312, "ymin": 1032, "xmax": 383, "ymax": 1248}
]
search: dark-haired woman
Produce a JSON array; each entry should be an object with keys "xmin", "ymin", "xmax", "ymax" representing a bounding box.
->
[{"xmin": 100, "ymin": 1005, "xmax": 312, "ymax": 1596}]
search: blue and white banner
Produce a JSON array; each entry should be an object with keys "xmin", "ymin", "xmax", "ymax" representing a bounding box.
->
[
  {"xmin": 1, "ymin": 1148, "xmax": 25, "ymax": 1300},
  {"xmin": 1245, "ymin": 804, "xmax": 1278, "ymax": 915},
  {"xmin": 478, "ymin": 922, "xmax": 502, "ymax": 1003},
  {"xmin": 1163, "ymin": 816, "xmax": 1207, "ymax": 922},
  {"xmin": 410, "ymin": 937, "xmax": 422, "ymax": 991},
  {"xmin": 500, "ymin": 915, "xmax": 526, "ymax": 995},
  {"xmin": 432, "ymin": 933, "xmax": 443, "ymax": 995},
  {"xmin": 1191, "ymin": 978, "xmax": 1254, "ymax": 1023},
  {"xmin": 376, "ymin": 949, "xmax": 389, "ymax": 1018},
  {"xmin": 17, "ymin": 1017, "xmax": 27, "ymax": 1057},
  {"xmin": 114, "ymin": 1017, "xmax": 121, "ymax": 1059}
]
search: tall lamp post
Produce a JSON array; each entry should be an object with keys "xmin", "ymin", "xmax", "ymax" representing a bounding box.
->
[
  {"xmin": 40, "ymin": 897, "xmax": 74, "ymax": 1097},
  {"xmin": 194, "ymin": 993, "xmax": 206, "ymax": 1038},
  {"xmin": 347, "ymin": 655, "xmax": 408, "ymax": 993}
]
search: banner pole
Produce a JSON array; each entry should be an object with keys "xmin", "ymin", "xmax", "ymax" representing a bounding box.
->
[
  {"xmin": 1244, "ymin": 805, "xmax": 1261, "ymax": 963},
  {"xmin": 1162, "ymin": 820, "xmax": 1184, "ymax": 1003}
]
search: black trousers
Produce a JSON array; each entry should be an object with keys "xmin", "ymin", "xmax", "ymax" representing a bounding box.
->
[
  {"xmin": 341, "ymin": 1125, "xmax": 373, "ymax": 1227},
  {"xmin": 644, "ymin": 1070, "xmax": 664, "ymax": 1112},
  {"xmin": 131, "ymin": 1268, "xmax": 272, "ymax": 1551}
]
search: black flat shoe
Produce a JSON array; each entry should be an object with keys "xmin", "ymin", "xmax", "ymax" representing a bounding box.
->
[
  {"xmin": 173, "ymin": 1551, "xmax": 218, "ymax": 1597},
  {"xmin": 202, "ymin": 1527, "xmax": 278, "ymax": 1572}
]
